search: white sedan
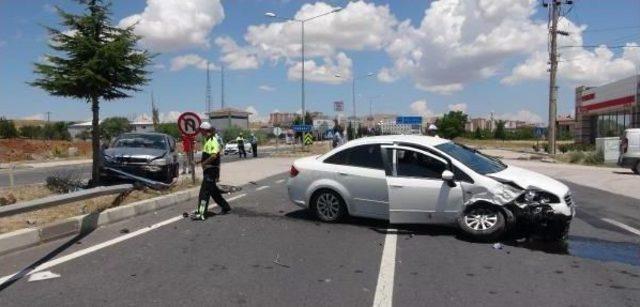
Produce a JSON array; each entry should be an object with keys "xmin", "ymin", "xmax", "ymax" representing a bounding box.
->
[
  {"xmin": 287, "ymin": 135, "xmax": 575, "ymax": 241},
  {"xmin": 224, "ymin": 139, "xmax": 252, "ymax": 155}
]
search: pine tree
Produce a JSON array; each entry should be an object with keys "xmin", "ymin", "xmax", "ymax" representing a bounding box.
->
[{"xmin": 30, "ymin": 0, "xmax": 153, "ymax": 186}]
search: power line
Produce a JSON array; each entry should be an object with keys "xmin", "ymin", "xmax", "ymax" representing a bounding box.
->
[{"xmin": 559, "ymin": 45, "xmax": 640, "ymax": 49}]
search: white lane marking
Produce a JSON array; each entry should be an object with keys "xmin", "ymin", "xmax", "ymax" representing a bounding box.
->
[
  {"xmin": 28, "ymin": 271, "xmax": 60, "ymax": 282},
  {"xmin": 0, "ymin": 193, "xmax": 248, "ymax": 286},
  {"xmin": 256, "ymin": 186, "xmax": 270, "ymax": 191},
  {"xmin": 601, "ymin": 218, "xmax": 640, "ymax": 236},
  {"xmin": 275, "ymin": 179, "xmax": 285, "ymax": 184},
  {"xmin": 372, "ymin": 229, "xmax": 397, "ymax": 307}
]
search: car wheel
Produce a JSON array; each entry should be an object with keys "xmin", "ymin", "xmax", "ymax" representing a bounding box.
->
[
  {"xmin": 312, "ymin": 190, "xmax": 346, "ymax": 223},
  {"xmin": 458, "ymin": 206, "xmax": 506, "ymax": 242}
]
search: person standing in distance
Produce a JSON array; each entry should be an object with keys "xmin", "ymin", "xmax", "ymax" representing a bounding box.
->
[
  {"xmin": 426, "ymin": 124, "xmax": 439, "ymax": 138},
  {"xmin": 193, "ymin": 122, "xmax": 230, "ymax": 220},
  {"xmin": 250, "ymin": 132, "xmax": 258, "ymax": 157},
  {"xmin": 236, "ymin": 133, "xmax": 247, "ymax": 158}
]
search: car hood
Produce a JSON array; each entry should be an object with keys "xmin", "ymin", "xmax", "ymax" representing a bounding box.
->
[
  {"xmin": 487, "ymin": 165, "xmax": 569, "ymax": 197},
  {"xmin": 104, "ymin": 147, "xmax": 166, "ymax": 160}
]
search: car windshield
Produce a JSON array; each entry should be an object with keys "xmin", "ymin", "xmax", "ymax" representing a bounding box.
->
[
  {"xmin": 435, "ymin": 142, "xmax": 507, "ymax": 175},
  {"xmin": 112, "ymin": 134, "xmax": 167, "ymax": 150}
]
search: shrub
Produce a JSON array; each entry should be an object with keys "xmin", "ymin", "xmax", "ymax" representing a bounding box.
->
[
  {"xmin": 568, "ymin": 151, "xmax": 585, "ymax": 163},
  {"xmin": 583, "ymin": 150, "xmax": 604, "ymax": 165}
]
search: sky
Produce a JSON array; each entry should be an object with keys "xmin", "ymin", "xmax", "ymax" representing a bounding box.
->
[{"xmin": 1, "ymin": 0, "xmax": 639, "ymax": 124}]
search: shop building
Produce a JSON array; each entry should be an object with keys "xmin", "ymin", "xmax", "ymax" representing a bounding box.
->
[{"xmin": 575, "ymin": 75, "xmax": 640, "ymax": 144}]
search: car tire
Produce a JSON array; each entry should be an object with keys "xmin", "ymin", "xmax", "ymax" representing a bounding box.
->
[
  {"xmin": 458, "ymin": 206, "xmax": 506, "ymax": 242},
  {"xmin": 311, "ymin": 189, "xmax": 347, "ymax": 223},
  {"xmin": 633, "ymin": 161, "xmax": 640, "ymax": 175}
]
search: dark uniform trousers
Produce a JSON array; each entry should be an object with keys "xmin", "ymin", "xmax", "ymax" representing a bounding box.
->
[{"xmin": 198, "ymin": 166, "xmax": 230, "ymax": 212}]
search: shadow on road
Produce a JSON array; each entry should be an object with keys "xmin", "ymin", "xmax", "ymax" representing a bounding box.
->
[{"xmin": 0, "ymin": 212, "xmax": 100, "ymax": 292}]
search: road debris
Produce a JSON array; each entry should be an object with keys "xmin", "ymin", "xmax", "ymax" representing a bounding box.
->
[
  {"xmin": 273, "ymin": 253, "xmax": 290, "ymax": 268},
  {"xmin": 120, "ymin": 228, "xmax": 130, "ymax": 234},
  {"xmin": 28, "ymin": 271, "xmax": 60, "ymax": 282},
  {"xmin": 492, "ymin": 243, "xmax": 503, "ymax": 250}
]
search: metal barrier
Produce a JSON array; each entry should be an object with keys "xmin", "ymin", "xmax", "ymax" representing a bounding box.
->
[{"xmin": 0, "ymin": 184, "xmax": 133, "ymax": 218}]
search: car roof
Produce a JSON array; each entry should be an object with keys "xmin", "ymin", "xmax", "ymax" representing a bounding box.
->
[{"xmin": 342, "ymin": 135, "xmax": 450, "ymax": 147}]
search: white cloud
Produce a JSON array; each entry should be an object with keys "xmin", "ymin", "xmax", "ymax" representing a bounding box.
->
[
  {"xmin": 383, "ymin": 0, "xmax": 547, "ymax": 93},
  {"xmin": 287, "ymin": 52, "xmax": 352, "ymax": 84},
  {"xmin": 245, "ymin": 106, "xmax": 268, "ymax": 123},
  {"xmin": 448, "ymin": 103, "xmax": 468, "ymax": 113},
  {"xmin": 258, "ymin": 85, "xmax": 275, "ymax": 92},
  {"xmin": 170, "ymin": 54, "xmax": 213, "ymax": 71},
  {"xmin": 119, "ymin": 0, "xmax": 224, "ymax": 52},
  {"xmin": 377, "ymin": 67, "xmax": 398, "ymax": 83},
  {"xmin": 246, "ymin": 1, "xmax": 397, "ymax": 61},
  {"xmin": 159, "ymin": 111, "xmax": 181, "ymax": 123},
  {"xmin": 495, "ymin": 109, "xmax": 543, "ymax": 124},
  {"xmin": 219, "ymin": 1, "xmax": 397, "ymax": 84},
  {"xmin": 22, "ymin": 114, "xmax": 46, "ymax": 121},
  {"xmin": 503, "ymin": 17, "xmax": 640, "ymax": 85},
  {"xmin": 409, "ymin": 100, "xmax": 436, "ymax": 118},
  {"xmin": 215, "ymin": 36, "xmax": 259, "ymax": 70}
]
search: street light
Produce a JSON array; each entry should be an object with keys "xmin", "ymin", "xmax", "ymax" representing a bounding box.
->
[
  {"xmin": 334, "ymin": 72, "xmax": 374, "ymax": 119},
  {"xmin": 265, "ymin": 6, "xmax": 342, "ymax": 126},
  {"xmin": 335, "ymin": 71, "xmax": 375, "ymax": 138}
]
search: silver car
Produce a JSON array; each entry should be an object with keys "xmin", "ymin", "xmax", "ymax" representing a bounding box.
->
[{"xmin": 287, "ymin": 135, "xmax": 575, "ymax": 241}]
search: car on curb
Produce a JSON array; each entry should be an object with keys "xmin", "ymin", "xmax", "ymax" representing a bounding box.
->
[
  {"xmin": 224, "ymin": 139, "xmax": 252, "ymax": 155},
  {"xmin": 101, "ymin": 132, "xmax": 180, "ymax": 183},
  {"xmin": 618, "ymin": 128, "xmax": 640, "ymax": 174},
  {"xmin": 286, "ymin": 135, "xmax": 575, "ymax": 241}
]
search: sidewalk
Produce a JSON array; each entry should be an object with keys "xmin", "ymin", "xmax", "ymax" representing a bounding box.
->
[
  {"xmin": 185, "ymin": 156, "xmax": 295, "ymax": 187},
  {"xmin": 482, "ymin": 149, "xmax": 640, "ymax": 200}
]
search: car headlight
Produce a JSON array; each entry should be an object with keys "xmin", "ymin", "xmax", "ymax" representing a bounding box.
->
[
  {"xmin": 522, "ymin": 189, "xmax": 560, "ymax": 204},
  {"xmin": 149, "ymin": 158, "xmax": 168, "ymax": 166}
]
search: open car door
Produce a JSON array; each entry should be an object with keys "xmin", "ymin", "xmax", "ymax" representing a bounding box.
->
[{"xmin": 382, "ymin": 145, "xmax": 464, "ymax": 224}]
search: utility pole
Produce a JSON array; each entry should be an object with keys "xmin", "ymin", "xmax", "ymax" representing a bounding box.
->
[
  {"xmin": 220, "ymin": 63, "xmax": 225, "ymax": 109},
  {"xmin": 46, "ymin": 111, "xmax": 51, "ymax": 122},
  {"xmin": 206, "ymin": 61, "xmax": 212, "ymax": 114},
  {"xmin": 545, "ymin": 0, "xmax": 572, "ymax": 155}
]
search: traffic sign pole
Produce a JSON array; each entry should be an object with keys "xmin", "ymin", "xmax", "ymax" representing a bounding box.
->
[{"xmin": 177, "ymin": 112, "xmax": 202, "ymax": 185}]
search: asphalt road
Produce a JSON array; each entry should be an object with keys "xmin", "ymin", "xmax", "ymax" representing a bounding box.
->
[
  {"xmin": 0, "ymin": 175, "xmax": 639, "ymax": 306},
  {"xmin": 0, "ymin": 150, "xmax": 274, "ymax": 187}
]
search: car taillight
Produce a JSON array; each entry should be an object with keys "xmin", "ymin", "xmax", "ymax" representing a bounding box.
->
[
  {"xmin": 290, "ymin": 165, "xmax": 299, "ymax": 177},
  {"xmin": 621, "ymin": 137, "xmax": 628, "ymax": 153}
]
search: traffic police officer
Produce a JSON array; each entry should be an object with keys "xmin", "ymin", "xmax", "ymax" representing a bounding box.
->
[{"xmin": 193, "ymin": 122, "xmax": 230, "ymax": 220}]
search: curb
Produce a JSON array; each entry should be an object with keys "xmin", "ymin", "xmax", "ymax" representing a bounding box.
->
[{"xmin": 0, "ymin": 187, "xmax": 200, "ymax": 256}]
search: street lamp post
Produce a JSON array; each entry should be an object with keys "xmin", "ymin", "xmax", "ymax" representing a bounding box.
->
[
  {"xmin": 265, "ymin": 7, "xmax": 342, "ymax": 126},
  {"xmin": 335, "ymin": 72, "xmax": 374, "ymax": 139}
]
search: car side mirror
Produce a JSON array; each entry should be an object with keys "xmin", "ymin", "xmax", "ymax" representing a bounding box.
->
[{"xmin": 441, "ymin": 170, "xmax": 454, "ymax": 181}]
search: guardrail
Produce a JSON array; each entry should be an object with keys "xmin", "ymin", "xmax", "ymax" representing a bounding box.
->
[{"xmin": 0, "ymin": 184, "xmax": 133, "ymax": 218}]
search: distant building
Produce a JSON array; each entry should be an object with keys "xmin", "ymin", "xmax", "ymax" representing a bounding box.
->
[
  {"xmin": 556, "ymin": 115, "xmax": 576, "ymax": 138},
  {"xmin": 465, "ymin": 117, "xmax": 493, "ymax": 132},
  {"xmin": 208, "ymin": 107, "xmax": 251, "ymax": 131},
  {"xmin": 68, "ymin": 121, "xmax": 94, "ymax": 139},
  {"xmin": 269, "ymin": 112, "xmax": 297, "ymax": 126},
  {"xmin": 130, "ymin": 115, "xmax": 154, "ymax": 133}
]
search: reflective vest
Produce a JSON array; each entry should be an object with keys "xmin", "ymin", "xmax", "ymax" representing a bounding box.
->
[{"xmin": 202, "ymin": 136, "xmax": 220, "ymax": 168}]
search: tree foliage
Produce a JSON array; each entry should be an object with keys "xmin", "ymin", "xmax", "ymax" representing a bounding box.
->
[
  {"xmin": 494, "ymin": 120, "xmax": 506, "ymax": 140},
  {"xmin": 100, "ymin": 117, "xmax": 131, "ymax": 141},
  {"xmin": 30, "ymin": 0, "xmax": 153, "ymax": 185},
  {"xmin": 0, "ymin": 118, "xmax": 19, "ymax": 138},
  {"xmin": 435, "ymin": 111, "xmax": 468, "ymax": 139},
  {"xmin": 156, "ymin": 123, "xmax": 180, "ymax": 140}
]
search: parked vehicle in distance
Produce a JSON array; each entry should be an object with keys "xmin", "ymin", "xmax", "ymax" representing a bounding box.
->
[
  {"xmin": 101, "ymin": 132, "xmax": 180, "ymax": 183},
  {"xmin": 287, "ymin": 135, "xmax": 575, "ymax": 241},
  {"xmin": 618, "ymin": 128, "xmax": 640, "ymax": 174},
  {"xmin": 224, "ymin": 139, "xmax": 252, "ymax": 155}
]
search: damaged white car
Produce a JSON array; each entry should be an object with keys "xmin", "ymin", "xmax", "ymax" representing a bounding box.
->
[{"xmin": 287, "ymin": 135, "xmax": 575, "ymax": 241}]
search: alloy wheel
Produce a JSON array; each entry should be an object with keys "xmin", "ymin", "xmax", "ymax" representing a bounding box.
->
[{"xmin": 316, "ymin": 192, "xmax": 340, "ymax": 220}]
